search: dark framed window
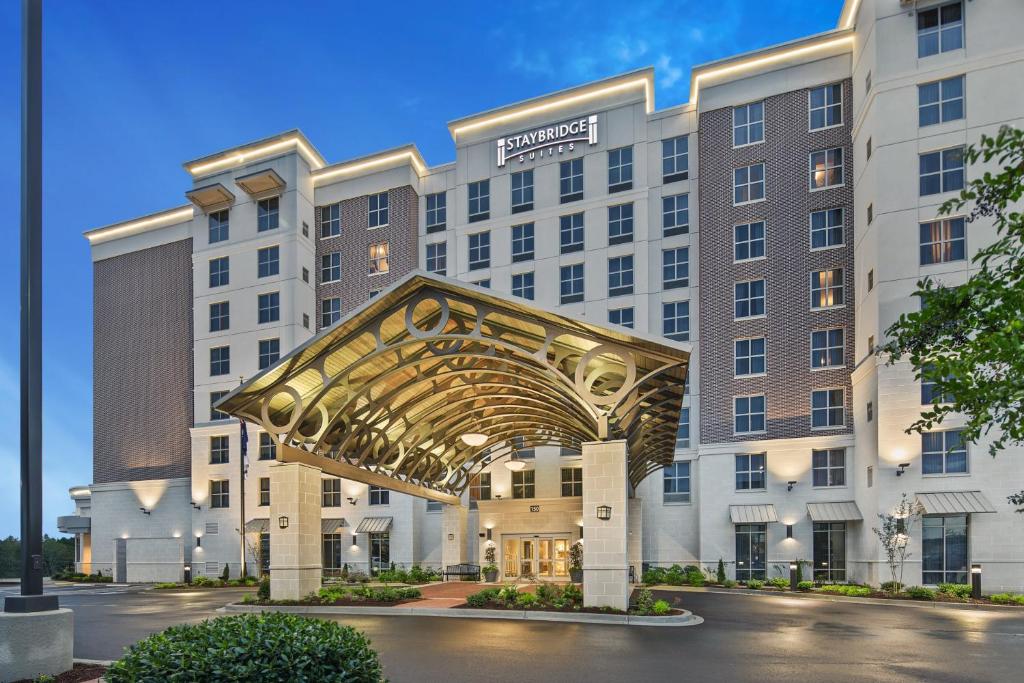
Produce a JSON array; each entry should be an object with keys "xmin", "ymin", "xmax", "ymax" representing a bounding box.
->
[
  {"xmin": 468, "ymin": 231, "xmax": 491, "ymax": 271},
  {"xmin": 663, "ymin": 193, "xmax": 689, "ymax": 237},
  {"xmin": 917, "ymin": 2, "xmax": 963, "ymax": 58},
  {"xmin": 210, "ymin": 435, "xmax": 229, "ymax": 464},
  {"xmin": 258, "ymin": 292, "xmax": 280, "ymax": 324},
  {"xmin": 511, "ymin": 170, "xmax": 534, "ymax": 213},
  {"xmin": 321, "ymin": 252, "xmax": 341, "ymax": 282},
  {"xmin": 322, "ymin": 478, "xmax": 341, "ymax": 507},
  {"xmin": 426, "ymin": 242, "xmax": 447, "ymax": 275},
  {"xmin": 369, "ymin": 485, "xmax": 390, "ymax": 506},
  {"xmin": 209, "ymin": 256, "xmax": 229, "ymax": 288},
  {"xmin": 210, "ymin": 480, "xmax": 229, "ymax": 508},
  {"xmin": 559, "ymin": 213, "xmax": 584, "ymax": 253},
  {"xmin": 809, "ymin": 83, "xmax": 843, "ymax": 130},
  {"xmin": 320, "ymin": 203, "xmax": 341, "ymax": 238},
  {"xmin": 733, "ymin": 102, "xmax": 764, "ymax": 146},
  {"xmin": 258, "ymin": 432, "xmax": 276, "ymax": 461},
  {"xmin": 811, "ymin": 389, "xmax": 845, "ymax": 428},
  {"xmin": 734, "ymin": 221, "xmax": 765, "ymax": 261},
  {"xmin": 257, "ymin": 197, "xmax": 279, "ymax": 232},
  {"xmin": 810, "ymin": 270, "xmax": 844, "ymax": 309},
  {"xmin": 920, "ymin": 147, "xmax": 965, "ymax": 196},
  {"xmin": 812, "ymin": 449, "xmax": 846, "ymax": 487},
  {"xmin": 920, "ymin": 218, "xmax": 966, "ymax": 264},
  {"xmin": 609, "ymin": 307, "xmax": 633, "ymax": 328},
  {"xmin": 734, "ymin": 163, "xmax": 765, "ymax": 204},
  {"xmin": 469, "ymin": 473, "xmax": 491, "ymax": 504},
  {"xmin": 426, "ymin": 192, "xmax": 446, "ymax": 232},
  {"xmin": 258, "ymin": 338, "xmax": 280, "ymax": 370},
  {"xmin": 662, "ymin": 135, "xmax": 688, "ymax": 183},
  {"xmin": 663, "ymin": 462, "xmax": 690, "ymax": 503},
  {"xmin": 511, "ymin": 469, "xmax": 535, "ymax": 499},
  {"xmin": 257, "ymin": 246, "xmax": 279, "ymax": 278},
  {"xmin": 662, "ymin": 247, "xmax": 689, "ymax": 289},
  {"xmin": 735, "ymin": 338, "xmax": 766, "ymax": 376},
  {"xmin": 210, "ymin": 391, "xmax": 230, "ymax": 421},
  {"xmin": 511, "ymin": 223, "xmax": 534, "ymax": 262},
  {"xmin": 559, "ymin": 158, "xmax": 583, "ymax": 203},
  {"xmin": 922, "ymin": 514, "xmax": 968, "ymax": 584},
  {"xmin": 813, "ymin": 522, "xmax": 847, "ymax": 582},
  {"xmin": 560, "ymin": 263, "xmax": 584, "ymax": 304},
  {"xmin": 608, "ymin": 255, "xmax": 634, "ymax": 297},
  {"xmin": 560, "ymin": 467, "xmax": 583, "ymax": 497},
  {"xmin": 321, "ymin": 298, "xmax": 341, "ymax": 329},
  {"xmin": 734, "ymin": 397, "xmax": 766, "ymax": 435},
  {"xmin": 811, "ymin": 329, "xmax": 844, "ymax": 369},
  {"xmin": 676, "ymin": 407, "xmax": 690, "ymax": 448},
  {"xmin": 919, "ymin": 75, "xmax": 965, "ymax": 127},
  {"xmin": 208, "ymin": 209, "xmax": 229, "ymax": 244},
  {"xmin": 468, "ymin": 180, "xmax": 490, "ymax": 222},
  {"xmin": 512, "ymin": 271, "xmax": 535, "ymax": 300},
  {"xmin": 368, "ymin": 192, "xmax": 389, "ymax": 228},
  {"xmin": 370, "ymin": 532, "xmax": 390, "ymax": 574},
  {"xmin": 735, "ymin": 453, "xmax": 766, "ymax": 490},
  {"xmin": 663, "ymin": 301, "xmax": 689, "ymax": 341},
  {"xmin": 259, "ymin": 477, "xmax": 270, "ymax": 506},
  {"xmin": 323, "ymin": 533, "xmax": 343, "ymax": 572},
  {"xmin": 608, "ymin": 203, "xmax": 633, "ymax": 245},
  {"xmin": 810, "ymin": 208, "xmax": 844, "ymax": 249},
  {"xmin": 810, "ymin": 148, "xmax": 844, "ymax": 189},
  {"xmin": 209, "ymin": 301, "xmax": 229, "ymax": 332},
  {"xmin": 922, "ymin": 430, "xmax": 967, "ymax": 474},
  {"xmin": 735, "ymin": 280, "xmax": 766, "ymax": 318},
  {"xmin": 608, "ymin": 146, "xmax": 633, "ymax": 193},
  {"xmin": 735, "ymin": 523, "xmax": 766, "ymax": 581},
  {"xmin": 210, "ymin": 346, "xmax": 230, "ymax": 376}
]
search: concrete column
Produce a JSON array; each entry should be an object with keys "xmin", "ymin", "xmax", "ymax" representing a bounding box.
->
[
  {"xmin": 269, "ymin": 461, "xmax": 322, "ymax": 600},
  {"xmin": 628, "ymin": 498, "xmax": 643, "ymax": 583},
  {"xmin": 582, "ymin": 439, "xmax": 630, "ymax": 611},
  {"xmin": 441, "ymin": 504, "xmax": 468, "ymax": 570}
]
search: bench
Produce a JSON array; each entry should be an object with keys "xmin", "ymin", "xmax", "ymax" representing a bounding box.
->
[{"xmin": 443, "ymin": 563, "xmax": 481, "ymax": 582}]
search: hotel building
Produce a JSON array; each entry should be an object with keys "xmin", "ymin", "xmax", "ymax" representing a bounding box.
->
[{"xmin": 60, "ymin": 0, "xmax": 1024, "ymax": 594}]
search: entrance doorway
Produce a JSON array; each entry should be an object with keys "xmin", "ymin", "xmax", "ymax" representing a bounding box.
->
[{"xmin": 502, "ymin": 534, "xmax": 571, "ymax": 580}]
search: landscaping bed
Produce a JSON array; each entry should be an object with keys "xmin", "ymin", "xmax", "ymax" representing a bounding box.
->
[
  {"xmin": 154, "ymin": 576, "xmax": 259, "ymax": 589},
  {"xmin": 12, "ymin": 663, "xmax": 108, "ymax": 683},
  {"xmin": 51, "ymin": 570, "xmax": 112, "ymax": 584},
  {"xmin": 456, "ymin": 584, "xmax": 685, "ymax": 617},
  {"xmin": 240, "ymin": 584, "xmax": 422, "ymax": 607}
]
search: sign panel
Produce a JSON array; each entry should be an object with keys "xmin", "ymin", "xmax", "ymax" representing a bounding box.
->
[{"xmin": 497, "ymin": 115, "xmax": 597, "ymax": 167}]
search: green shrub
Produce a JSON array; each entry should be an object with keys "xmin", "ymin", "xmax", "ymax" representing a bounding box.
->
[
  {"xmin": 768, "ymin": 577, "xmax": 789, "ymax": 590},
  {"xmin": 819, "ymin": 584, "xmax": 871, "ymax": 597},
  {"xmin": 498, "ymin": 584, "xmax": 520, "ymax": 603},
  {"xmin": 633, "ymin": 588, "xmax": 655, "ymax": 615},
  {"xmin": 665, "ymin": 567, "xmax": 686, "ymax": 585},
  {"xmin": 682, "ymin": 565, "xmax": 700, "ymax": 575},
  {"xmin": 516, "ymin": 592, "xmax": 539, "ymax": 608},
  {"xmin": 220, "ymin": 564, "xmax": 230, "ymax": 582},
  {"xmin": 938, "ymin": 583, "xmax": 972, "ymax": 600},
  {"xmin": 652, "ymin": 599, "xmax": 671, "ymax": 615},
  {"xmin": 722, "ymin": 579, "xmax": 737, "ymax": 588},
  {"xmin": 106, "ymin": 613, "xmax": 383, "ymax": 682},
  {"xmin": 642, "ymin": 567, "xmax": 667, "ymax": 585},
  {"xmin": 191, "ymin": 576, "xmax": 215, "ymax": 587},
  {"xmin": 716, "ymin": 559, "xmax": 727, "ymax": 584},
  {"xmin": 904, "ymin": 586, "xmax": 935, "ymax": 600},
  {"xmin": 561, "ymin": 583, "xmax": 583, "ymax": 606},
  {"xmin": 466, "ymin": 587, "xmax": 501, "ymax": 607},
  {"xmin": 988, "ymin": 593, "xmax": 1024, "ymax": 605},
  {"xmin": 153, "ymin": 582, "xmax": 180, "ymax": 589},
  {"xmin": 257, "ymin": 576, "xmax": 270, "ymax": 600},
  {"xmin": 686, "ymin": 570, "xmax": 705, "ymax": 587},
  {"xmin": 746, "ymin": 579, "xmax": 764, "ymax": 589},
  {"xmin": 880, "ymin": 581, "xmax": 903, "ymax": 593},
  {"xmin": 796, "ymin": 581, "xmax": 814, "ymax": 591},
  {"xmin": 536, "ymin": 583, "xmax": 561, "ymax": 604}
]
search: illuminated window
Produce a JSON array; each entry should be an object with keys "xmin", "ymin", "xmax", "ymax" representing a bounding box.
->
[
  {"xmin": 810, "ymin": 148, "xmax": 844, "ymax": 190},
  {"xmin": 369, "ymin": 242, "xmax": 390, "ymax": 275},
  {"xmin": 810, "ymin": 269, "xmax": 844, "ymax": 309},
  {"xmin": 469, "ymin": 473, "xmax": 491, "ymax": 503},
  {"xmin": 919, "ymin": 218, "xmax": 965, "ymax": 265}
]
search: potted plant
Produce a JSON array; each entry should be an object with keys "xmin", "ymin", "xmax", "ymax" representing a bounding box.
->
[
  {"xmin": 482, "ymin": 545, "xmax": 499, "ymax": 583},
  {"xmin": 569, "ymin": 540, "xmax": 583, "ymax": 583}
]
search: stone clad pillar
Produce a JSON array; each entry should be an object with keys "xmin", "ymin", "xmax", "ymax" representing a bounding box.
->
[
  {"xmin": 269, "ymin": 461, "xmax": 322, "ymax": 600},
  {"xmin": 441, "ymin": 504, "xmax": 468, "ymax": 570},
  {"xmin": 582, "ymin": 439, "xmax": 630, "ymax": 611}
]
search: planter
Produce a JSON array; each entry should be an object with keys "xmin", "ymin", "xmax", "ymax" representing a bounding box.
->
[
  {"xmin": 569, "ymin": 569, "xmax": 583, "ymax": 583},
  {"xmin": 484, "ymin": 569, "xmax": 498, "ymax": 583}
]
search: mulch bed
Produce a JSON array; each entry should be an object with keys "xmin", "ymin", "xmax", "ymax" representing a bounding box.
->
[
  {"xmin": 453, "ymin": 603, "xmax": 687, "ymax": 616},
  {"xmin": 13, "ymin": 663, "xmax": 107, "ymax": 683},
  {"xmin": 245, "ymin": 598, "xmax": 418, "ymax": 608}
]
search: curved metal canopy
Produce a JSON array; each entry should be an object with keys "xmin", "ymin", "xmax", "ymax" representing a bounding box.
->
[{"xmin": 217, "ymin": 272, "xmax": 690, "ymax": 501}]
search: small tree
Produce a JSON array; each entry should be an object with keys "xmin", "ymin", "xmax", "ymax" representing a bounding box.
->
[
  {"xmin": 569, "ymin": 541, "xmax": 583, "ymax": 571},
  {"xmin": 873, "ymin": 494, "xmax": 923, "ymax": 593},
  {"xmin": 716, "ymin": 558, "xmax": 727, "ymax": 584},
  {"xmin": 484, "ymin": 544, "xmax": 496, "ymax": 566},
  {"xmin": 220, "ymin": 563, "xmax": 231, "ymax": 582}
]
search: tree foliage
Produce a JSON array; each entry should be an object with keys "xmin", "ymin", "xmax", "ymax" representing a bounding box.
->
[
  {"xmin": 0, "ymin": 535, "xmax": 75, "ymax": 578},
  {"xmin": 882, "ymin": 126, "xmax": 1024, "ymax": 457},
  {"xmin": 873, "ymin": 494, "xmax": 923, "ymax": 594}
]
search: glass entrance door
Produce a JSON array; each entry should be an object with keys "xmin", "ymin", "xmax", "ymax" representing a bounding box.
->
[
  {"xmin": 503, "ymin": 539, "xmax": 519, "ymax": 578},
  {"xmin": 553, "ymin": 539, "xmax": 569, "ymax": 577},
  {"xmin": 502, "ymin": 535, "xmax": 572, "ymax": 579},
  {"xmin": 520, "ymin": 540, "xmax": 535, "ymax": 578}
]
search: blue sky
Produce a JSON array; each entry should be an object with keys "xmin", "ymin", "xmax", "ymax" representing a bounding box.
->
[{"xmin": 0, "ymin": 0, "xmax": 844, "ymax": 538}]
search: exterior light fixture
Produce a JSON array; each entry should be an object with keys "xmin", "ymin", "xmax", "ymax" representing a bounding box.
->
[
  {"xmin": 971, "ymin": 563, "xmax": 982, "ymax": 599},
  {"xmin": 278, "ymin": 516, "xmax": 289, "ymax": 529},
  {"xmin": 787, "ymin": 481, "xmax": 797, "ymax": 492},
  {"xmin": 139, "ymin": 507, "xmax": 151, "ymax": 516},
  {"xmin": 896, "ymin": 463, "xmax": 910, "ymax": 476},
  {"xmin": 486, "ymin": 528, "xmax": 493, "ymax": 541},
  {"xmin": 504, "ymin": 447, "xmax": 526, "ymax": 472},
  {"xmin": 596, "ymin": 505, "xmax": 612, "ymax": 521},
  {"xmin": 195, "ymin": 535, "xmax": 202, "ymax": 548},
  {"xmin": 347, "ymin": 497, "xmax": 358, "ymax": 506},
  {"xmin": 191, "ymin": 502, "xmax": 201, "ymax": 511},
  {"xmin": 351, "ymin": 534, "xmax": 358, "ymax": 546},
  {"xmin": 184, "ymin": 565, "xmax": 192, "ymax": 585},
  {"xmin": 786, "ymin": 524, "xmax": 794, "ymax": 539},
  {"xmin": 789, "ymin": 562, "xmax": 798, "ymax": 591},
  {"xmin": 461, "ymin": 433, "xmax": 487, "ymax": 447}
]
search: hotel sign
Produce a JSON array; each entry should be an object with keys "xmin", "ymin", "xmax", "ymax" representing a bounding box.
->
[{"xmin": 497, "ymin": 115, "xmax": 597, "ymax": 167}]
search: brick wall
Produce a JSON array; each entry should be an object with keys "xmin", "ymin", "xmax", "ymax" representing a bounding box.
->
[
  {"xmin": 698, "ymin": 80, "xmax": 855, "ymax": 444},
  {"xmin": 93, "ymin": 239, "xmax": 194, "ymax": 482},
  {"xmin": 314, "ymin": 185, "xmax": 419, "ymax": 325}
]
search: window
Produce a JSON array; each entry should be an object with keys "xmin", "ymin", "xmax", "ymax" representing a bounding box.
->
[
  {"xmin": 302, "ymin": 313, "xmax": 309, "ymax": 329},
  {"xmin": 811, "ymin": 328, "xmax": 845, "ymax": 369},
  {"xmin": 210, "ymin": 391, "xmax": 229, "ymax": 421},
  {"xmin": 663, "ymin": 462, "xmax": 690, "ymax": 503},
  {"xmin": 511, "ymin": 170, "xmax": 534, "ymax": 213},
  {"xmin": 813, "ymin": 522, "xmax": 847, "ymax": 582},
  {"xmin": 210, "ymin": 435, "xmax": 229, "ymax": 464},
  {"xmin": 511, "ymin": 223, "xmax": 534, "ymax": 262},
  {"xmin": 735, "ymin": 338, "xmax": 766, "ymax": 376},
  {"xmin": 867, "ymin": 466, "xmax": 874, "ymax": 488},
  {"xmin": 608, "ymin": 203, "xmax": 634, "ymax": 245},
  {"xmin": 866, "ymin": 137, "xmax": 872, "ymax": 160},
  {"xmin": 302, "ymin": 222, "xmax": 308, "ymax": 238},
  {"xmin": 369, "ymin": 485, "xmax": 389, "ymax": 506},
  {"xmin": 209, "ymin": 210, "xmax": 229, "ymax": 243},
  {"xmin": 919, "ymin": 75, "xmax": 964, "ymax": 127},
  {"xmin": 560, "ymin": 264, "xmax": 584, "ymax": 304},
  {"xmin": 735, "ymin": 523, "xmax": 767, "ymax": 581},
  {"xmin": 609, "ymin": 307, "xmax": 633, "ymax": 328},
  {"xmin": 320, "ymin": 203, "xmax": 340, "ymax": 238},
  {"xmin": 918, "ymin": 2, "xmax": 963, "ymax": 58},
  {"xmin": 555, "ymin": 213, "xmax": 583, "ymax": 254},
  {"xmin": 922, "ymin": 430, "xmax": 967, "ymax": 474},
  {"xmin": 426, "ymin": 242, "xmax": 447, "ymax": 275},
  {"xmin": 209, "ymin": 256, "xmax": 229, "ymax": 288},
  {"xmin": 811, "ymin": 389, "xmax": 845, "ymax": 428},
  {"xmin": 867, "ymin": 401, "xmax": 874, "ymax": 422},
  {"xmin": 257, "ymin": 197, "xmax": 279, "ymax": 232},
  {"xmin": 370, "ymin": 533, "xmax": 390, "ymax": 575},
  {"xmin": 511, "ymin": 469, "xmax": 535, "ymax": 499},
  {"xmin": 810, "ymin": 208, "xmax": 844, "ymax": 249},
  {"xmin": 735, "ymin": 398, "xmax": 766, "ymax": 435},
  {"xmin": 662, "ymin": 193, "xmax": 689, "ymax": 237},
  {"xmin": 867, "ymin": 269, "xmax": 874, "ymax": 291},
  {"xmin": 321, "ymin": 298, "xmax": 341, "ymax": 329},
  {"xmin": 734, "ymin": 163, "xmax": 765, "ymax": 204},
  {"xmin": 920, "ymin": 217, "xmax": 966, "ymax": 265},
  {"xmin": 210, "ymin": 346, "xmax": 230, "ymax": 376},
  {"xmin": 810, "ymin": 148, "xmax": 844, "ymax": 190},
  {"xmin": 323, "ymin": 533, "xmax": 343, "ymax": 572},
  {"xmin": 812, "ymin": 449, "xmax": 846, "ymax": 487},
  {"xmin": 865, "ymin": 70, "xmax": 872, "ymax": 95},
  {"xmin": 867, "ymin": 203, "xmax": 874, "ymax": 224},
  {"xmin": 321, "ymin": 252, "xmax": 341, "ymax": 283},
  {"xmin": 735, "ymin": 279, "xmax": 766, "ymax": 318},
  {"xmin": 662, "ymin": 247, "xmax": 689, "ymax": 289},
  {"xmin": 210, "ymin": 480, "xmax": 229, "ymax": 508},
  {"xmin": 662, "ymin": 135, "xmax": 689, "ymax": 183},
  {"xmin": 921, "ymin": 364, "xmax": 954, "ymax": 405},
  {"xmin": 468, "ymin": 232, "xmax": 490, "ymax": 271},
  {"xmin": 259, "ymin": 477, "xmax": 270, "ymax": 506},
  {"xmin": 512, "ymin": 271, "xmax": 534, "ymax": 300},
  {"xmin": 922, "ymin": 514, "xmax": 968, "ymax": 584},
  {"xmin": 733, "ymin": 102, "xmax": 764, "ymax": 146},
  {"xmin": 426, "ymin": 192, "xmax": 446, "ymax": 233},
  {"xmin": 608, "ymin": 255, "xmax": 634, "ymax": 297},
  {"xmin": 468, "ymin": 180, "xmax": 490, "ymax": 222},
  {"xmin": 368, "ymin": 242, "xmax": 389, "ymax": 275},
  {"xmin": 302, "ymin": 267, "xmax": 309, "ymax": 283},
  {"xmin": 258, "ymin": 338, "xmax": 280, "ymax": 370},
  {"xmin": 368, "ymin": 192, "xmax": 389, "ymax": 228},
  {"xmin": 560, "ymin": 467, "xmax": 583, "ymax": 497},
  {"xmin": 662, "ymin": 301, "xmax": 689, "ymax": 341},
  {"xmin": 258, "ymin": 292, "xmax": 280, "ymax": 324},
  {"xmin": 559, "ymin": 158, "xmax": 583, "ymax": 203},
  {"xmin": 259, "ymin": 432, "xmax": 276, "ymax": 461},
  {"xmin": 920, "ymin": 147, "xmax": 965, "ymax": 196},
  {"xmin": 209, "ymin": 301, "xmax": 229, "ymax": 332},
  {"xmin": 469, "ymin": 473, "xmax": 491, "ymax": 503},
  {"xmin": 608, "ymin": 146, "xmax": 633, "ymax": 192},
  {"xmin": 322, "ymin": 478, "xmax": 341, "ymax": 507},
  {"xmin": 810, "ymin": 269, "xmax": 844, "ymax": 309},
  {"xmin": 734, "ymin": 221, "xmax": 765, "ymax": 261},
  {"xmin": 676, "ymin": 407, "xmax": 690, "ymax": 448},
  {"xmin": 809, "ymin": 83, "xmax": 843, "ymax": 130}
]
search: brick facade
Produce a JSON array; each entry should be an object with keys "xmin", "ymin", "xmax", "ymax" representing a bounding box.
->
[
  {"xmin": 698, "ymin": 80, "xmax": 855, "ymax": 444},
  {"xmin": 93, "ymin": 239, "xmax": 194, "ymax": 482}
]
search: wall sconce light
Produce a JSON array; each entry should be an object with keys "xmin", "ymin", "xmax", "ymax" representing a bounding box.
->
[
  {"xmin": 195, "ymin": 535, "xmax": 202, "ymax": 548},
  {"xmin": 351, "ymin": 534, "xmax": 358, "ymax": 546},
  {"xmin": 786, "ymin": 524, "xmax": 794, "ymax": 539},
  {"xmin": 139, "ymin": 507, "xmax": 151, "ymax": 516},
  {"xmin": 278, "ymin": 516, "xmax": 289, "ymax": 529},
  {"xmin": 787, "ymin": 481, "xmax": 797, "ymax": 492},
  {"xmin": 896, "ymin": 463, "xmax": 910, "ymax": 477},
  {"xmin": 486, "ymin": 528, "xmax": 493, "ymax": 541},
  {"xmin": 494, "ymin": 494, "xmax": 503, "ymax": 500},
  {"xmin": 596, "ymin": 505, "xmax": 612, "ymax": 521},
  {"xmin": 347, "ymin": 497, "xmax": 358, "ymax": 505}
]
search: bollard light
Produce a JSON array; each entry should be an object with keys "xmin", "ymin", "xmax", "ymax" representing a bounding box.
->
[
  {"xmin": 789, "ymin": 562, "xmax": 798, "ymax": 591},
  {"xmin": 971, "ymin": 563, "xmax": 982, "ymax": 599}
]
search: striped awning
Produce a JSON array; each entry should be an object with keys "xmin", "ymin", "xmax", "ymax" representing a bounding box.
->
[
  {"xmin": 321, "ymin": 518, "xmax": 348, "ymax": 534},
  {"xmin": 916, "ymin": 491, "xmax": 996, "ymax": 514},
  {"xmin": 244, "ymin": 518, "xmax": 269, "ymax": 533},
  {"xmin": 729, "ymin": 504, "xmax": 778, "ymax": 524},
  {"xmin": 807, "ymin": 501, "xmax": 863, "ymax": 522},
  {"xmin": 355, "ymin": 517, "xmax": 393, "ymax": 533}
]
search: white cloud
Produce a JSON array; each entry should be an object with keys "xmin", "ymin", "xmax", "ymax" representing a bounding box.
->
[{"xmin": 656, "ymin": 54, "xmax": 683, "ymax": 88}]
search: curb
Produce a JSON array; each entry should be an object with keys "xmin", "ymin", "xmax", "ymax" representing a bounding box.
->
[
  {"xmin": 219, "ymin": 602, "xmax": 703, "ymax": 627},
  {"xmin": 75, "ymin": 658, "xmax": 115, "ymax": 666}
]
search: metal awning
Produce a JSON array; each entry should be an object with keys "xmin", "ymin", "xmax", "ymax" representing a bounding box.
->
[
  {"xmin": 216, "ymin": 271, "xmax": 690, "ymax": 503},
  {"xmin": 916, "ymin": 491, "xmax": 996, "ymax": 514},
  {"xmin": 807, "ymin": 501, "xmax": 863, "ymax": 522},
  {"xmin": 321, "ymin": 518, "xmax": 348, "ymax": 534},
  {"xmin": 244, "ymin": 518, "xmax": 269, "ymax": 533},
  {"xmin": 729, "ymin": 504, "xmax": 779, "ymax": 524},
  {"xmin": 185, "ymin": 182, "xmax": 234, "ymax": 212},
  {"xmin": 235, "ymin": 168, "xmax": 286, "ymax": 199},
  {"xmin": 355, "ymin": 517, "xmax": 393, "ymax": 533}
]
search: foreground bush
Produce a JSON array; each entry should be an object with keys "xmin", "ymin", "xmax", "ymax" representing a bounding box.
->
[
  {"xmin": 938, "ymin": 583, "xmax": 972, "ymax": 600},
  {"xmin": 105, "ymin": 612, "xmax": 384, "ymax": 682},
  {"xmin": 464, "ymin": 583, "xmax": 583, "ymax": 610},
  {"xmin": 989, "ymin": 593, "xmax": 1024, "ymax": 605},
  {"xmin": 819, "ymin": 584, "xmax": 871, "ymax": 597},
  {"xmin": 796, "ymin": 581, "xmax": 814, "ymax": 591},
  {"xmin": 904, "ymin": 586, "xmax": 935, "ymax": 600},
  {"xmin": 745, "ymin": 579, "xmax": 764, "ymax": 589},
  {"xmin": 768, "ymin": 577, "xmax": 789, "ymax": 589}
]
